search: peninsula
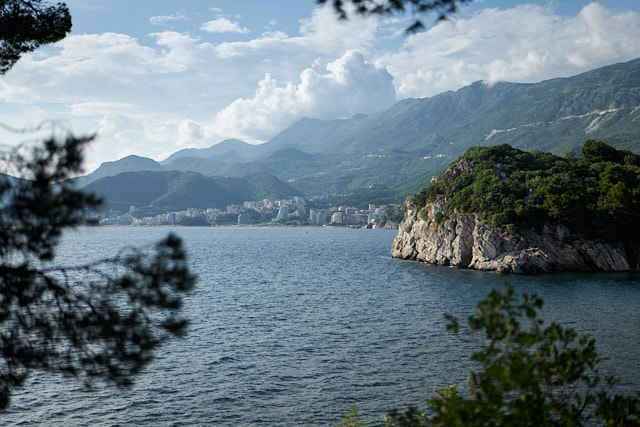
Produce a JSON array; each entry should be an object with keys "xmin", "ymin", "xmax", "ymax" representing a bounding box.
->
[{"xmin": 391, "ymin": 141, "xmax": 640, "ymax": 273}]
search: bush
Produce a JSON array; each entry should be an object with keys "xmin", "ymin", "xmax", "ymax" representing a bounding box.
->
[{"xmin": 338, "ymin": 283, "xmax": 640, "ymax": 426}]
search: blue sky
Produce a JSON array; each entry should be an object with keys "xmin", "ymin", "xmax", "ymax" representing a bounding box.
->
[{"xmin": 1, "ymin": 0, "xmax": 640, "ymax": 171}]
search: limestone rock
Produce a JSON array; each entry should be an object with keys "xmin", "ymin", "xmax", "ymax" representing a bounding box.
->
[{"xmin": 391, "ymin": 198, "xmax": 637, "ymax": 274}]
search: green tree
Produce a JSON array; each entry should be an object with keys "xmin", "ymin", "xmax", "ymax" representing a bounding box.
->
[
  {"xmin": 411, "ymin": 141, "xmax": 640, "ymax": 241},
  {"xmin": 318, "ymin": 0, "xmax": 473, "ymax": 31},
  {"xmin": 582, "ymin": 139, "xmax": 624, "ymax": 164},
  {"xmin": 0, "ymin": 2, "xmax": 196, "ymax": 410},
  {"xmin": 0, "ymin": 0, "xmax": 71, "ymax": 74},
  {"xmin": 339, "ymin": 284, "xmax": 640, "ymax": 426},
  {"xmin": 0, "ymin": 134, "xmax": 196, "ymax": 410}
]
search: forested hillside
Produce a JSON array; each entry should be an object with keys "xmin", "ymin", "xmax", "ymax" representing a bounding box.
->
[
  {"xmin": 84, "ymin": 170, "xmax": 301, "ymax": 214},
  {"xmin": 412, "ymin": 140, "xmax": 640, "ymax": 241}
]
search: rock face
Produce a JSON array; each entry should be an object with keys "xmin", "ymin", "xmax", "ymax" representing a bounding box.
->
[{"xmin": 391, "ymin": 197, "xmax": 640, "ymax": 274}]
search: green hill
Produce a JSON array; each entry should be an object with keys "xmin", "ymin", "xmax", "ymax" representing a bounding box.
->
[
  {"xmin": 411, "ymin": 140, "xmax": 640, "ymax": 241},
  {"xmin": 151, "ymin": 172, "xmax": 236, "ymax": 210},
  {"xmin": 160, "ymin": 139, "xmax": 263, "ymax": 164},
  {"xmin": 84, "ymin": 170, "xmax": 300, "ymax": 214},
  {"xmin": 73, "ymin": 155, "xmax": 164, "ymax": 188}
]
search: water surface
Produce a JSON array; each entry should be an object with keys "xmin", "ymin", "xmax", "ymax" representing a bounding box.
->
[{"xmin": 6, "ymin": 227, "xmax": 640, "ymax": 425}]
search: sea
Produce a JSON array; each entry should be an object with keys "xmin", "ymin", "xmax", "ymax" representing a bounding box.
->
[{"xmin": 5, "ymin": 226, "xmax": 640, "ymax": 426}]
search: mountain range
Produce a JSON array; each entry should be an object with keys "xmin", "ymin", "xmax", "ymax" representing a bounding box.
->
[{"xmin": 79, "ymin": 58, "xmax": 640, "ymax": 212}]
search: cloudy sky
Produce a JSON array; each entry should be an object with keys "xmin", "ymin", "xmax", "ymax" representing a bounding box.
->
[{"xmin": 1, "ymin": 0, "xmax": 640, "ymax": 171}]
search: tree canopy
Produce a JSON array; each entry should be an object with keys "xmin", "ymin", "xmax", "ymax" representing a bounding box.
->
[
  {"xmin": 318, "ymin": 0, "xmax": 473, "ymax": 31},
  {"xmin": 0, "ymin": 134, "xmax": 196, "ymax": 410},
  {"xmin": 0, "ymin": 0, "xmax": 71, "ymax": 74},
  {"xmin": 0, "ymin": 2, "xmax": 196, "ymax": 409},
  {"xmin": 411, "ymin": 141, "xmax": 640, "ymax": 241}
]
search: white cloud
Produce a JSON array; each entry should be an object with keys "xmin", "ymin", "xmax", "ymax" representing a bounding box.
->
[
  {"xmin": 68, "ymin": 101, "xmax": 139, "ymax": 117},
  {"xmin": 209, "ymin": 50, "xmax": 396, "ymax": 142},
  {"xmin": 383, "ymin": 3, "xmax": 640, "ymax": 99},
  {"xmin": 2, "ymin": 1, "xmax": 639, "ymax": 170},
  {"xmin": 149, "ymin": 12, "xmax": 190, "ymax": 26},
  {"xmin": 177, "ymin": 119, "xmax": 205, "ymax": 146},
  {"xmin": 0, "ymin": 31, "xmax": 218, "ymax": 105},
  {"xmin": 201, "ymin": 18, "xmax": 250, "ymax": 34},
  {"xmin": 211, "ymin": 6, "xmax": 379, "ymax": 61},
  {"xmin": 150, "ymin": 31, "xmax": 214, "ymax": 72},
  {"xmin": 0, "ymin": 5, "xmax": 385, "ymax": 165}
]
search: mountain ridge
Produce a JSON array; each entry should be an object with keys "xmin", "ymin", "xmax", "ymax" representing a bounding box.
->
[
  {"xmin": 85, "ymin": 170, "xmax": 302, "ymax": 214},
  {"xmin": 78, "ymin": 58, "xmax": 640, "ymax": 205}
]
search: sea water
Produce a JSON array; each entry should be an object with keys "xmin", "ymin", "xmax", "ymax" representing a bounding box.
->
[{"xmin": 5, "ymin": 227, "xmax": 640, "ymax": 426}]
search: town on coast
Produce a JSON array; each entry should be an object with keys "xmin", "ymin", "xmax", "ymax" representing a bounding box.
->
[{"xmin": 97, "ymin": 196, "xmax": 402, "ymax": 228}]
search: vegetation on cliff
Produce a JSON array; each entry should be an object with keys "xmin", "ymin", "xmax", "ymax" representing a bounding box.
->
[{"xmin": 410, "ymin": 140, "xmax": 640, "ymax": 241}]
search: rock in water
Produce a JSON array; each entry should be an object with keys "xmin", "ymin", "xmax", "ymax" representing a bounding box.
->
[{"xmin": 391, "ymin": 198, "xmax": 636, "ymax": 274}]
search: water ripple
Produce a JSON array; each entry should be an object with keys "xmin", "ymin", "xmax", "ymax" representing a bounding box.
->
[{"xmin": 4, "ymin": 227, "xmax": 639, "ymax": 426}]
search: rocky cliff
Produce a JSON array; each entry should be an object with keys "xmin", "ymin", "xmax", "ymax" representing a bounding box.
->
[{"xmin": 391, "ymin": 197, "xmax": 640, "ymax": 274}]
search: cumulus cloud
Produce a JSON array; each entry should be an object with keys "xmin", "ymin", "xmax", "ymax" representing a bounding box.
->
[
  {"xmin": 201, "ymin": 18, "xmax": 250, "ymax": 34},
  {"xmin": 383, "ymin": 3, "xmax": 640, "ymax": 99},
  {"xmin": 149, "ymin": 12, "xmax": 190, "ymax": 26},
  {"xmin": 0, "ymin": 4, "xmax": 385, "ymax": 165},
  {"xmin": 2, "ymin": 1, "xmax": 639, "ymax": 169},
  {"xmin": 212, "ymin": 5, "xmax": 378, "ymax": 61},
  {"xmin": 0, "ymin": 31, "xmax": 218, "ymax": 105},
  {"xmin": 209, "ymin": 50, "xmax": 396, "ymax": 142},
  {"xmin": 177, "ymin": 119, "xmax": 205, "ymax": 146}
]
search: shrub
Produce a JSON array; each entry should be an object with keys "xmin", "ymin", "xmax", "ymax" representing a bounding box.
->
[{"xmin": 337, "ymin": 284, "xmax": 640, "ymax": 426}]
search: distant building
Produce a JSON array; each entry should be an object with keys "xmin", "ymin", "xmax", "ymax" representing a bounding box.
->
[
  {"xmin": 294, "ymin": 196, "xmax": 306, "ymax": 216},
  {"xmin": 331, "ymin": 211, "xmax": 345, "ymax": 225},
  {"xmin": 354, "ymin": 213, "xmax": 368, "ymax": 224},
  {"xmin": 227, "ymin": 204, "xmax": 242, "ymax": 214},
  {"xmin": 276, "ymin": 205, "xmax": 290, "ymax": 221},
  {"xmin": 309, "ymin": 209, "xmax": 327, "ymax": 225},
  {"xmin": 237, "ymin": 212, "xmax": 252, "ymax": 225}
]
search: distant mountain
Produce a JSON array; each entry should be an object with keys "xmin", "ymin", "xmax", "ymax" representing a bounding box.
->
[
  {"xmin": 162, "ymin": 156, "xmax": 231, "ymax": 176},
  {"xmin": 241, "ymin": 172, "xmax": 304, "ymax": 200},
  {"xmin": 267, "ymin": 58, "xmax": 640, "ymax": 157},
  {"xmin": 160, "ymin": 139, "xmax": 263, "ymax": 165},
  {"xmin": 74, "ymin": 155, "xmax": 163, "ymax": 187},
  {"xmin": 84, "ymin": 170, "xmax": 301, "ymax": 214},
  {"xmin": 79, "ymin": 58, "xmax": 640, "ymax": 205}
]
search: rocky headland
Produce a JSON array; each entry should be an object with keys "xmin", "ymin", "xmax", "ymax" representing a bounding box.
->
[
  {"xmin": 391, "ymin": 198, "xmax": 640, "ymax": 274},
  {"xmin": 391, "ymin": 142, "xmax": 640, "ymax": 274}
]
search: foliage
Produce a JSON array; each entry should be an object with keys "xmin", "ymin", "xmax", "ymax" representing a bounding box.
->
[
  {"xmin": 318, "ymin": 0, "xmax": 473, "ymax": 32},
  {"xmin": 178, "ymin": 215, "xmax": 209, "ymax": 226},
  {"xmin": 339, "ymin": 284, "xmax": 640, "ymax": 426},
  {"xmin": 0, "ymin": 0, "xmax": 71, "ymax": 74},
  {"xmin": 213, "ymin": 212, "xmax": 240, "ymax": 225},
  {"xmin": 411, "ymin": 141, "xmax": 640, "ymax": 241},
  {"xmin": 0, "ymin": 135, "xmax": 196, "ymax": 410},
  {"xmin": 336, "ymin": 406, "xmax": 367, "ymax": 427}
]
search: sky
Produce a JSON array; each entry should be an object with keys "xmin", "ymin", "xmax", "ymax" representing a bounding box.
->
[{"xmin": 1, "ymin": 0, "xmax": 640, "ymax": 172}]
